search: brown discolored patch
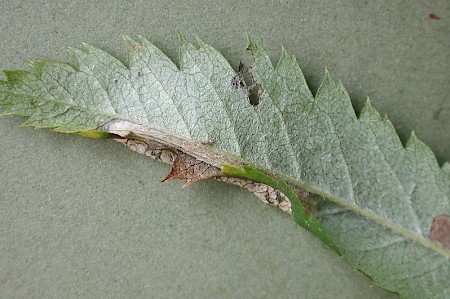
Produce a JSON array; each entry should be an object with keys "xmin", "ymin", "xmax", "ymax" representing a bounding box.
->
[
  {"xmin": 429, "ymin": 214, "xmax": 450, "ymax": 249},
  {"xmin": 132, "ymin": 42, "xmax": 144, "ymax": 52},
  {"xmin": 429, "ymin": 13, "xmax": 441, "ymax": 20},
  {"xmin": 161, "ymin": 153, "xmax": 222, "ymax": 188},
  {"xmin": 218, "ymin": 176, "xmax": 292, "ymax": 213},
  {"xmin": 297, "ymin": 190, "xmax": 318, "ymax": 216}
]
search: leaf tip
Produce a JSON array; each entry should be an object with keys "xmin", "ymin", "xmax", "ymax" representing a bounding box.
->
[
  {"xmin": 177, "ymin": 33, "xmax": 188, "ymax": 45},
  {"xmin": 246, "ymin": 34, "xmax": 258, "ymax": 52},
  {"xmin": 28, "ymin": 60, "xmax": 47, "ymax": 75},
  {"xmin": 322, "ymin": 67, "xmax": 334, "ymax": 84},
  {"xmin": 195, "ymin": 36, "xmax": 206, "ymax": 47},
  {"xmin": 122, "ymin": 35, "xmax": 135, "ymax": 45},
  {"xmin": 360, "ymin": 97, "xmax": 376, "ymax": 116},
  {"xmin": 279, "ymin": 46, "xmax": 291, "ymax": 60},
  {"xmin": 316, "ymin": 68, "xmax": 336, "ymax": 95}
]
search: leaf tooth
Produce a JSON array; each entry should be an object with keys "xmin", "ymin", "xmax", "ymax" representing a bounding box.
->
[
  {"xmin": 121, "ymin": 35, "xmax": 132, "ymax": 46},
  {"xmin": 123, "ymin": 35, "xmax": 145, "ymax": 69},
  {"xmin": 195, "ymin": 36, "xmax": 206, "ymax": 48},
  {"xmin": 247, "ymin": 38, "xmax": 275, "ymax": 73},
  {"xmin": 135, "ymin": 34, "xmax": 147, "ymax": 43},
  {"xmin": 405, "ymin": 131, "xmax": 441, "ymax": 170},
  {"xmin": 278, "ymin": 46, "xmax": 292, "ymax": 65},
  {"xmin": 315, "ymin": 69, "xmax": 357, "ymax": 122},
  {"xmin": 360, "ymin": 97, "xmax": 399, "ymax": 140},
  {"xmin": 359, "ymin": 97, "xmax": 379, "ymax": 120},
  {"xmin": 442, "ymin": 162, "xmax": 450, "ymax": 177},
  {"xmin": 85, "ymin": 42, "xmax": 127, "ymax": 70},
  {"xmin": 246, "ymin": 34, "xmax": 258, "ymax": 52},
  {"xmin": 319, "ymin": 67, "xmax": 335, "ymax": 92},
  {"xmin": 28, "ymin": 60, "xmax": 44, "ymax": 75},
  {"xmin": 177, "ymin": 32, "xmax": 188, "ymax": 47},
  {"xmin": 67, "ymin": 46, "xmax": 90, "ymax": 72},
  {"xmin": 81, "ymin": 42, "xmax": 108, "ymax": 57},
  {"xmin": 406, "ymin": 131, "xmax": 420, "ymax": 150},
  {"xmin": 3, "ymin": 70, "xmax": 30, "ymax": 86},
  {"xmin": 66, "ymin": 47, "xmax": 81, "ymax": 71}
]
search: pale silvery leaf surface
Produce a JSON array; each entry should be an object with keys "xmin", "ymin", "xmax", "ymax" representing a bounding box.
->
[{"xmin": 0, "ymin": 36, "xmax": 449, "ymax": 298}]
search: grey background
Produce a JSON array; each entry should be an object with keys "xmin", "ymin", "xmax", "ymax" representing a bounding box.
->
[{"xmin": 0, "ymin": 1, "xmax": 448, "ymax": 298}]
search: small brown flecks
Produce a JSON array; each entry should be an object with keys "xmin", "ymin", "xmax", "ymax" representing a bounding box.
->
[
  {"xmin": 429, "ymin": 13, "xmax": 441, "ymax": 20},
  {"xmin": 115, "ymin": 138, "xmax": 177, "ymax": 163},
  {"xmin": 161, "ymin": 153, "xmax": 222, "ymax": 188},
  {"xmin": 132, "ymin": 42, "xmax": 144, "ymax": 52},
  {"xmin": 429, "ymin": 214, "xmax": 450, "ymax": 249}
]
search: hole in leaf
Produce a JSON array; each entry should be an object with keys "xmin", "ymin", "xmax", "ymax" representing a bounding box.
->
[
  {"xmin": 248, "ymin": 83, "xmax": 264, "ymax": 106},
  {"xmin": 248, "ymin": 87, "xmax": 260, "ymax": 106},
  {"xmin": 231, "ymin": 62, "xmax": 263, "ymax": 106}
]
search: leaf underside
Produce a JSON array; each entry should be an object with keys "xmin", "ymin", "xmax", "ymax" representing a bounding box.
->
[{"xmin": 1, "ymin": 35, "xmax": 449, "ymax": 298}]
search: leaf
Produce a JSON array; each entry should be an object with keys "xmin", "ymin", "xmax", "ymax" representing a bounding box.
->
[{"xmin": 1, "ymin": 35, "xmax": 449, "ymax": 298}]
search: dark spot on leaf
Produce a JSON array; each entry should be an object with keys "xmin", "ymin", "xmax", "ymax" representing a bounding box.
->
[
  {"xmin": 429, "ymin": 214, "xmax": 450, "ymax": 249},
  {"xmin": 429, "ymin": 13, "xmax": 440, "ymax": 20},
  {"xmin": 137, "ymin": 70, "xmax": 144, "ymax": 77}
]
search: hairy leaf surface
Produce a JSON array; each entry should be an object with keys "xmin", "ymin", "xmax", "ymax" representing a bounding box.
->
[{"xmin": 1, "ymin": 36, "xmax": 449, "ymax": 298}]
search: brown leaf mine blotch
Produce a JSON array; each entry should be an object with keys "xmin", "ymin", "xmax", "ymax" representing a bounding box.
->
[
  {"xmin": 161, "ymin": 153, "xmax": 222, "ymax": 188},
  {"xmin": 429, "ymin": 214, "xmax": 450, "ymax": 249},
  {"xmin": 218, "ymin": 176, "xmax": 292, "ymax": 213}
]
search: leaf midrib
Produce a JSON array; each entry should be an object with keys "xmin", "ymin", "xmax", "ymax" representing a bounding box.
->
[{"xmin": 282, "ymin": 171, "xmax": 450, "ymax": 258}]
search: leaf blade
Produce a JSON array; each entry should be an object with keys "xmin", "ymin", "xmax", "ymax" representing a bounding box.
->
[{"xmin": 1, "ymin": 36, "xmax": 449, "ymax": 298}]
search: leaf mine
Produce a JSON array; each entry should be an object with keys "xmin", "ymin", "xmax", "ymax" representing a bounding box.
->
[{"xmin": 161, "ymin": 153, "xmax": 222, "ymax": 188}]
